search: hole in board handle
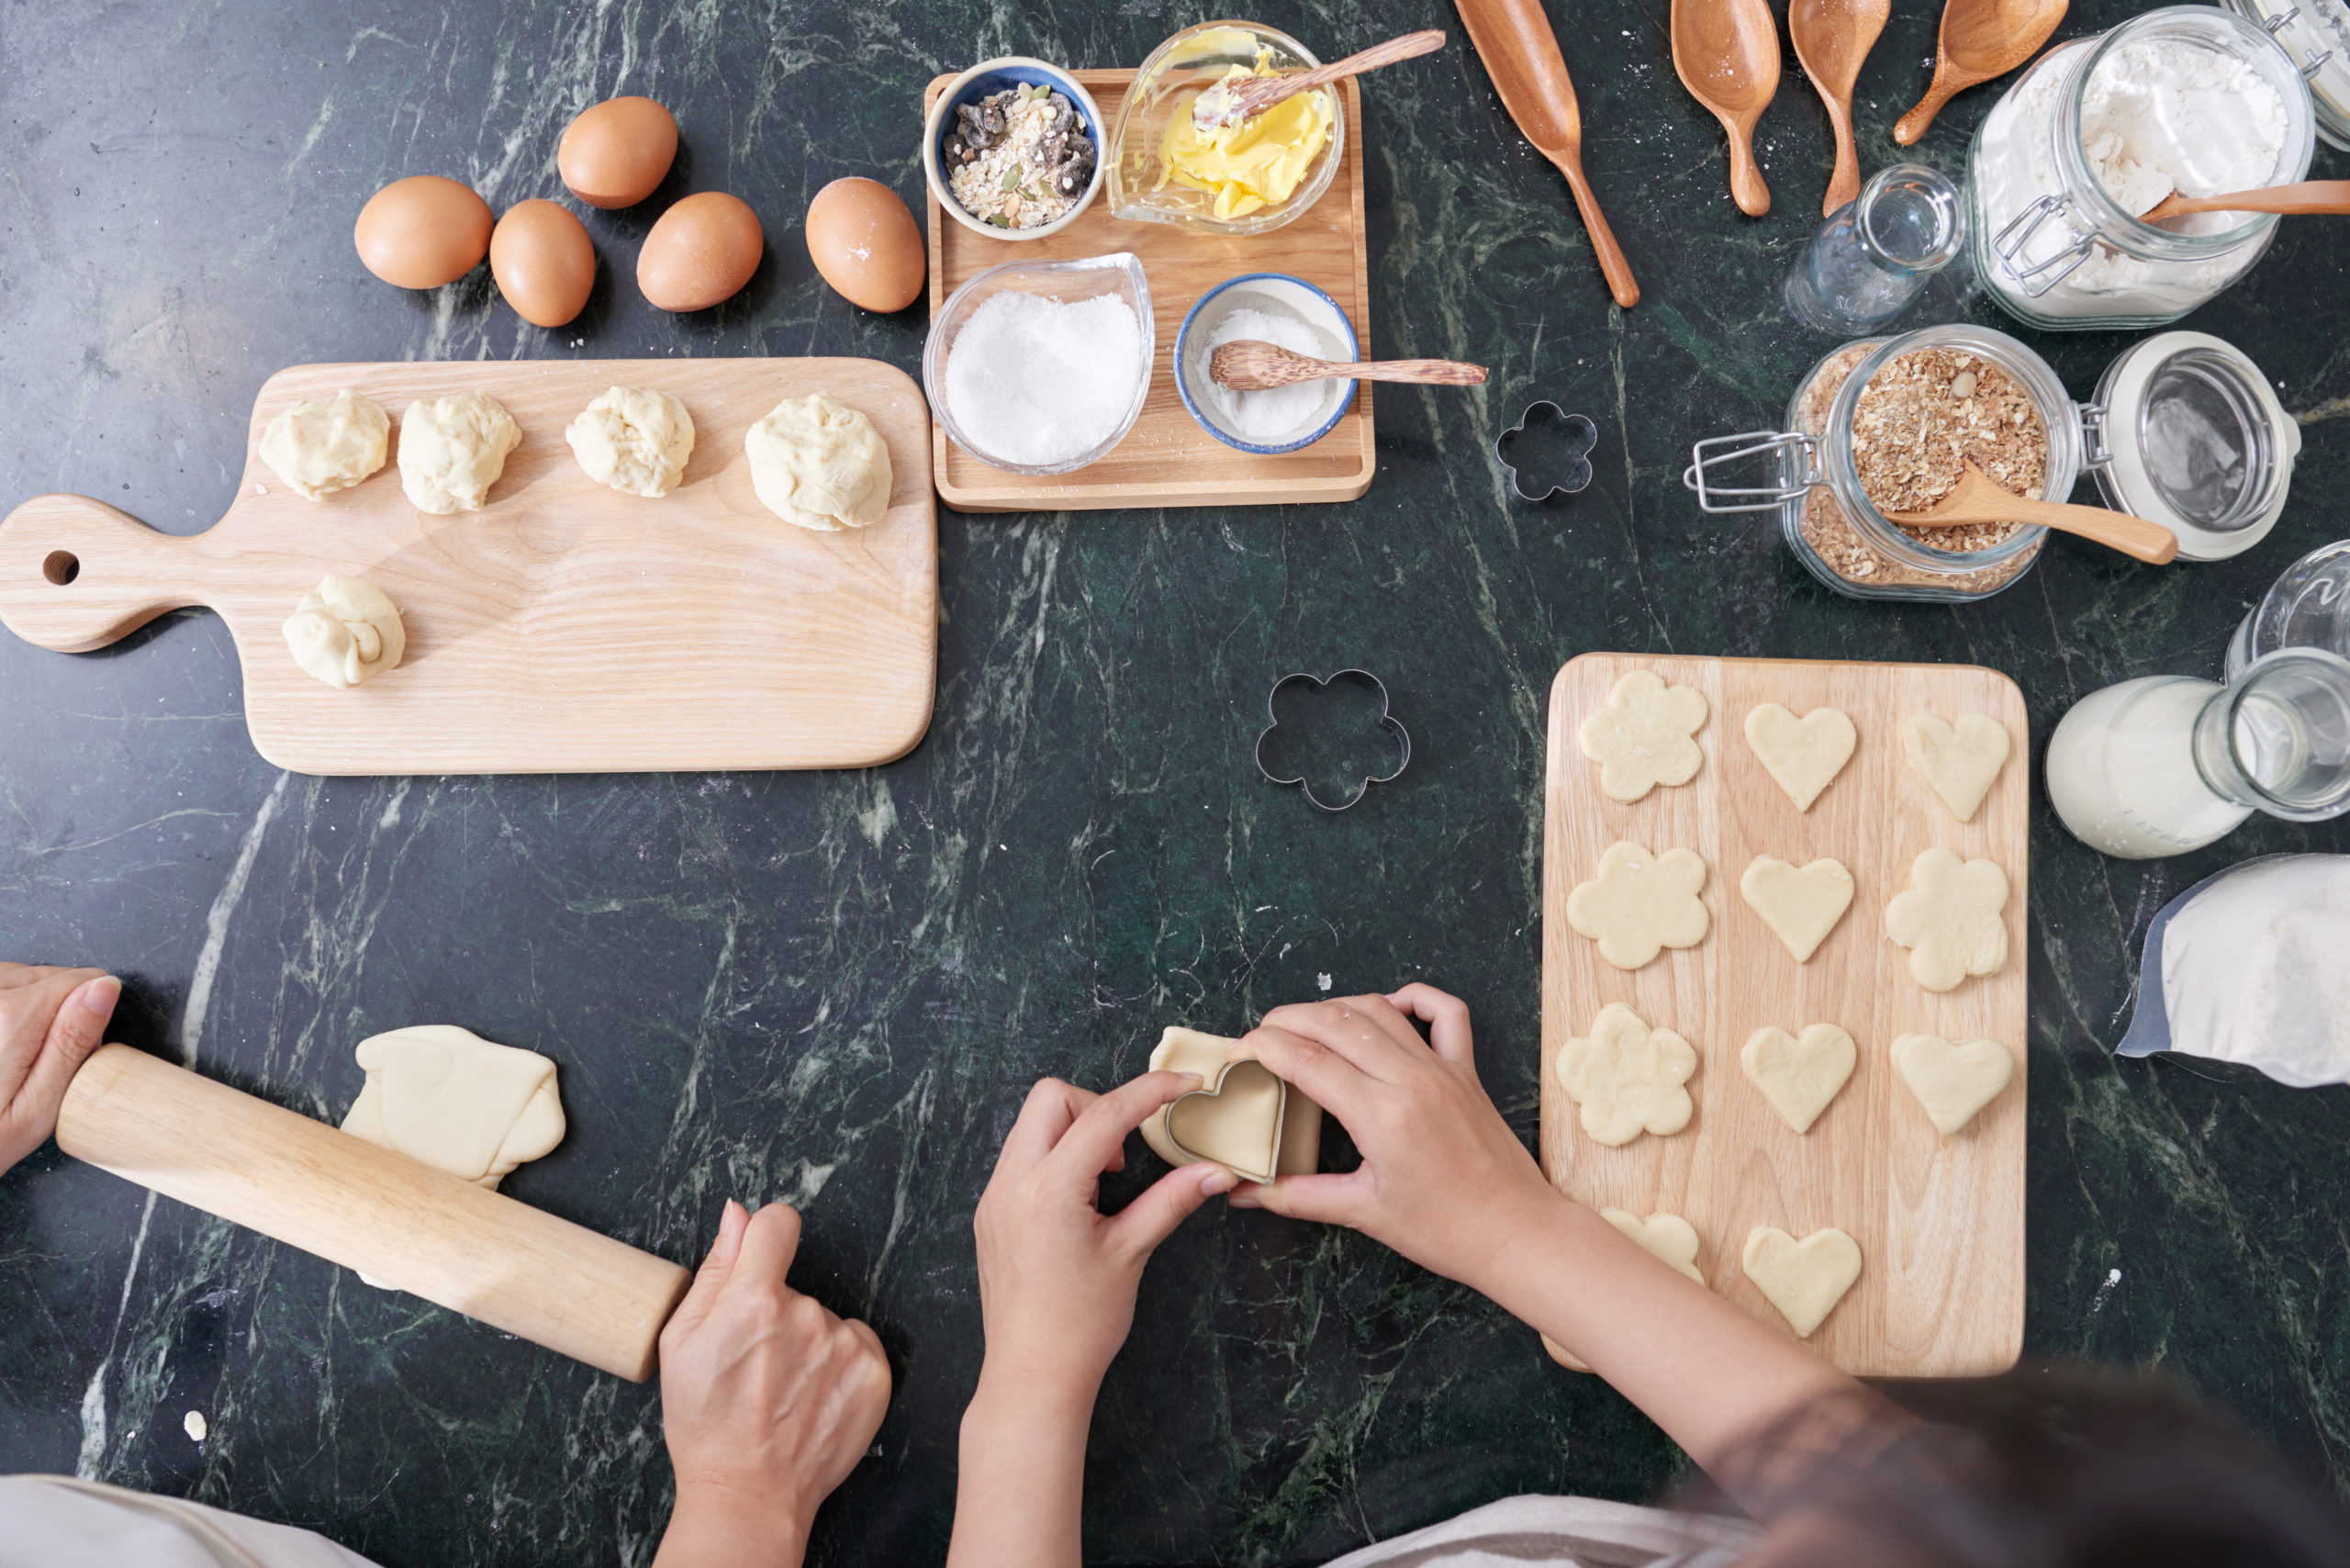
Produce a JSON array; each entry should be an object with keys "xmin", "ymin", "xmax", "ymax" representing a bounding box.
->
[{"xmin": 42, "ymin": 551, "xmax": 80, "ymax": 586}]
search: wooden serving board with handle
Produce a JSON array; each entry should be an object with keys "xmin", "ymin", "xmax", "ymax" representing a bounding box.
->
[
  {"xmin": 1541, "ymin": 653, "xmax": 2028, "ymax": 1378},
  {"xmin": 0, "ymin": 358, "xmax": 937, "ymax": 776}
]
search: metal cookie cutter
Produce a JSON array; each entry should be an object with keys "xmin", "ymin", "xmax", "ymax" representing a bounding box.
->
[
  {"xmin": 1254, "ymin": 668, "xmax": 1411, "ymax": 812},
  {"xmin": 1494, "ymin": 401, "xmax": 1597, "ymax": 502}
]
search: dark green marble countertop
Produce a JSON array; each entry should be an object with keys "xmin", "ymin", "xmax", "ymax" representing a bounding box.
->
[{"xmin": 1, "ymin": 1, "xmax": 2345, "ymax": 1563}]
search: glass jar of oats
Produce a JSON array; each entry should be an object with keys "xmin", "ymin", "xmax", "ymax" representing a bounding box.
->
[{"xmin": 1684, "ymin": 325, "xmax": 2083, "ymax": 603}]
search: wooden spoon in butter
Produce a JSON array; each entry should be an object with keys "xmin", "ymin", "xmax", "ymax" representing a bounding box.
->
[
  {"xmin": 1210, "ymin": 340, "xmax": 1488, "ymax": 391},
  {"xmin": 1192, "ymin": 29, "xmax": 1447, "ymax": 130}
]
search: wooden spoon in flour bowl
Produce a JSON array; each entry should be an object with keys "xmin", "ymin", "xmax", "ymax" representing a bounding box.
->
[
  {"xmin": 1210, "ymin": 340, "xmax": 1488, "ymax": 391},
  {"xmin": 2141, "ymin": 178, "xmax": 2350, "ymax": 225}
]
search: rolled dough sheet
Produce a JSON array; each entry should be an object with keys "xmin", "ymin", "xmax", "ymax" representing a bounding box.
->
[{"xmin": 341, "ymin": 1024, "xmax": 565, "ymax": 1189}]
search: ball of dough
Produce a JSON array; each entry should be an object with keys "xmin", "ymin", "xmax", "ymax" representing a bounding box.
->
[
  {"xmin": 284, "ymin": 573, "xmax": 406, "ymax": 689},
  {"xmin": 259, "ymin": 389, "xmax": 389, "ymax": 500},
  {"xmin": 565, "ymin": 385, "xmax": 695, "ymax": 498},
  {"xmin": 744, "ymin": 391, "xmax": 892, "ymax": 532},
  {"xmin": 397, "ymin": 390, "xmax": 522, "ymax": 514}
]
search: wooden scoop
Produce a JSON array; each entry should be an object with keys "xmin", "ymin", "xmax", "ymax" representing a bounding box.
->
[
  {"xmin": 1790, "ymin": 0, "xmax": 1890, "ymax": 217},
  {"xmin": 2143, "ymin": 178, "xmax": 2350, "ymax": 224},
  {"xmin": 1672, "ymin": 0, "xmax": 1782, "ymax": 217},
  {"xmin": 1210, "ymin": 340, "xmax": 1487, "ymax": 391},
  {"xmin": 1895, "ymin": 0, "xmax": 2068, "ymax": 145},
  {"xmin": 1192, "ymin": 29, "xmax": 1447, "ymax": 129},
  {"xmin": 1885, "ymin": 462, "xmax": 2177, "ymax": 565},
  {"xmin": 1453, "ymin": 0, "xmax": 1640, "ymax": 307}
]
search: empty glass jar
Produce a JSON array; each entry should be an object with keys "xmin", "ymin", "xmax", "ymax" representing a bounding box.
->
[
  {"xmin": 2229, "ymin": 539, "xmax": 2350, "ymax": 677},
  {"xmin": 1783, "ymin": 162, "xmax": 1967, "ymax": 335}
]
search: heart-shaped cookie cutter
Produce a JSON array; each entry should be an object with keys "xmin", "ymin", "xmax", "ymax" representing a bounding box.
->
[
  {"xmin": 1164, "ymin": 1058, "xmax": 1290, "ymax": 1185},
  {"xmin": 1494, "ymin": 401, "xmax": 1597, "ymax": 502},
  {"xmin": 1254, "ymin": 667, "xmax": 1411, "ymax": 812}
]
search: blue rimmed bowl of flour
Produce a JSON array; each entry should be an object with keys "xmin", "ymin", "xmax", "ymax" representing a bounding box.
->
[
  {"xmin": 924, "ymin": 58, "xmax": 1107, "ymax": 242},
  {"xmin": 1176, "ymin": 273, "xmax": 1360, "ymax": 455}
]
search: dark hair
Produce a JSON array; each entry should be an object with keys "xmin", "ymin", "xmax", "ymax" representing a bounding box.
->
[{"xmin": 1691, "ymin": 1362, "xmax": 2350, "ymax": 1568}]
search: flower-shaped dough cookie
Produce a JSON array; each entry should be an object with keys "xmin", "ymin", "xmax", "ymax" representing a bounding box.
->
[
  {"xmin": 1577, "ymin": 669, "xmax": 1709, "ymax": 802},
  {"xmin": 1557, "ymin": 1002, "xmax": 1697, "ymax": 1146},
  {"xmin": 1567, "ymin": 840, "xmax": 1710, "ymax": 969},
  {"xmin": 1884, "ymin": 847, "xmax": 2009, "ymax": 992}
]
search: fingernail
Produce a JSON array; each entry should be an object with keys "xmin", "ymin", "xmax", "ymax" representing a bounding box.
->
[
  {"xmin": 1225, "ymin": 1190, "xmax": 1260, "ymax": 1208},
  {"xmin": 1173, "ymin": 1071, "xmax": 1203, "ymax": 1087},
  {"xmin": 78, "ymin": 976, "xmax": 120, "ymax": 1014},
  {"xmin": 1201, "ymin": 1167, "xmax": 1237, "ymax": 1195}
]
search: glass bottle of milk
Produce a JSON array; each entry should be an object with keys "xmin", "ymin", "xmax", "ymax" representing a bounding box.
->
[{"xmin": 2046, "ymin": 649, "xmax": 2350, "ymax": 858}]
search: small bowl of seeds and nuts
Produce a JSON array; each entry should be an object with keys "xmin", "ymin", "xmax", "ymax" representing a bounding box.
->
[{"xmin": 923, "ymin": 59, "xmax": 1106, "ymax": 242}]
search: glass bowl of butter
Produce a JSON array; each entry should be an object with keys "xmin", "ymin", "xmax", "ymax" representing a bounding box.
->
[{"xmin": 1107, "ymin": 20, "xmax": 1345, "ymax": 238}]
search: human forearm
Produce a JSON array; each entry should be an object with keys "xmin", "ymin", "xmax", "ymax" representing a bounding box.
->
[
  {"xmin": 652, "ymin": 1485, "xmax": 807, "ymax": 1568},
  {"xmin": 1473, "ymin": 1191, "xmax": 1912, "ymax": 1514},
  {"xmin": 946, "ymin": 1369, "xmax": 1096, "ymax": 1568}
]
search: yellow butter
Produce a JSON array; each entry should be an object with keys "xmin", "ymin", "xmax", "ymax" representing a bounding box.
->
[{"xmin": 1157, "ymin": 60, "xmax": 1334, "ymax": 221}]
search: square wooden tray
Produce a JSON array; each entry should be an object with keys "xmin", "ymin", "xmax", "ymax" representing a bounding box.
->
[
  {"xmin": 1540, "ymin": 654, "xmax": 2029, "ymax": 1379},
  {"xmin": 923, "ymin": 70, "xmax": 1374, "ymax": 512}
]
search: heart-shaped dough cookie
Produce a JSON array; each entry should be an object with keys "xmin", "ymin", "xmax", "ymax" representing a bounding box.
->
[
  {"xmin": 1743, "ymin": 703, "xmax": 1857, "ymax": 812},
  {"xmin": 1905, "ymin": 713, "xmax": 2011, "ymax": 823},
  {"xmin": 1892, "ymin": 1032, "xmax": 2015, "ymax": 1136},
  {"xmin": 1884, "ymin": 847, "xmax": 2009, "ymax": 992},
  {"xmin": 1557, "ymin": 1002, "xmax": 1698, "ymax": 1146},
  {"xmin": 1740, "ymin": 1024, "xmax": 1856, "ymax": 1134},
  {"xmin": 1742, "ymin": 1226, "xmax": 1862, "ymax": 1338},
  {"xmin": 1567, "ymin": 841, "xmax": 1712, "ymax": 970},
  {"xmin": 1578, "ymin": 669, "xmax": 1709, "ymax": 802},
  {"xmin": 1601, "ymin": 1208, "xmax": 1706, "ymax": 1283},
  {"xmin": 1740, "ymin": 856, "xmax": 1854, "ymax": 963},
  {"xmin": 1141, "ymin": 1027, "xmax": 1323, "ymax": 1182}
]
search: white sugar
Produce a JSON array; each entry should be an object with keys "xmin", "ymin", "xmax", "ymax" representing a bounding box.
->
[
  {"xmin": 1201, "ymin": 305, "xmax": 1338, "ymax": 442},
  {"xmin": 943, "ymin": 291, "xmax": 1142, "ymax": 467}
]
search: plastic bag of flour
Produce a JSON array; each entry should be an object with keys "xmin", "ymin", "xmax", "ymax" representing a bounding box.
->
[{"xmin": 2118, "ymin": 855, "xmax": 2350, "ymax": 1087}]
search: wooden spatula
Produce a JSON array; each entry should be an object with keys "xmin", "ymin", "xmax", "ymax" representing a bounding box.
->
[
  {"xmin": 2142, "ymin": 178, "xmax": 2350, "ymax": 224},
  {"xmin": 1453, "ymin": 0, "xmax": 1640, "ymax": 307},
  {"xmin": 1211, "ymin": 340, "xmax": 1488, "ymax": 390},
  {"xmin": 1673, "ymin": 0, "xmax": 1783, "ymax": 216},
  {"xmin": 1885, "ymin": 463, "xmax": 2177, "ymax": 565},
  {"xmin": 1895, "ymin": 0, "xmax": 2068, "ymax": 144},
  {"xmin": 1192, "ymin": 30, "xmax": 1447, "ymax": 129},
  {"xmin": 1790, "ymin": 0, "xmax": 1890, "ymax": 217}
]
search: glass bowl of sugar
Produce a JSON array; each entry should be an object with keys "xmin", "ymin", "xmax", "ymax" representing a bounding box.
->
[
  {"xmin": 1175, "ymin": 272, "xmax": 1359, "ymax": 454},
  {"xmin": 924, "ymin": 252, "xmax": 1155, "ymax": 475}
]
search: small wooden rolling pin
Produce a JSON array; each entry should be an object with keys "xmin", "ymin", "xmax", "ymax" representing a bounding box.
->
[{"xmin": 56, "ymin": 1044, "xmax": 691, "ymax": 1383}]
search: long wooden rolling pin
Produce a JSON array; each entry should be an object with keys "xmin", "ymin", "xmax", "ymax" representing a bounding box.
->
[{"xmin": 56, "ymin": 1044, "xmax": 692, "ymax": 1383}]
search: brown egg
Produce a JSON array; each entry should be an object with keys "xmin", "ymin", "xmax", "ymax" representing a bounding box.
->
[
  {"xmin": 354, "ymin": 175, "xmax": 492, "ymax": 289},
  {"xmin": 804, "ymin": 177, "xmax": 924, "ymax": 314},
  {"xmin": 558, "ymin": 96, "xmax": 679, "ymax": 209},
  {"xmin": 490, "ymin": 200, "xmax": 597, "ymax": 327},
  {"xmin": 637, "ymin": 192, "xmax": 764, "ymax": 312}
]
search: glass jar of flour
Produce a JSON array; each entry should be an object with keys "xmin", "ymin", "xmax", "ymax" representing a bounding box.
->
[{"xmin": 1967, "ymin": 6, "xmax": 2317, "ymax": 330}]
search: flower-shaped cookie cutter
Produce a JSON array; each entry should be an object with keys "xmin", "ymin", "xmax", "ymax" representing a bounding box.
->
[
  {"xmin": 1253, "ymin": 668, "xmax": 1411, "ymax": 812},
  {"xmin": 1494, "ymin": 401, "xmax": 1597, "ymax": 502}
]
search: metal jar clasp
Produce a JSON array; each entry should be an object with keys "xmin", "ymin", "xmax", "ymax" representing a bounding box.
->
[
  {"xmin": 1684, "ymin": 431, "xmax": 1819, "ymax": 512},
  {"xmin": 1992, "ymin": 194, "xmax": 2098, "ymax": 296}
]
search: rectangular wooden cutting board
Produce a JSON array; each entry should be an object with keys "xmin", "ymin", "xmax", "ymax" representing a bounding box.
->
[
  {"xmin": 0, "ymin": 359, "xmax": 937, "ymax": 776},
  {"xmin": 1540, "ymin": 654, "xmax": 2028, "ymax": 1378},
  {"xmin": 923, "ymin": 70, "xmax": 1375, "ymax": 512}
]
